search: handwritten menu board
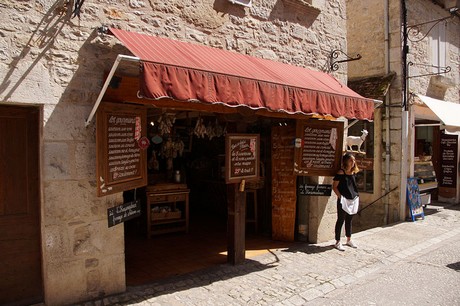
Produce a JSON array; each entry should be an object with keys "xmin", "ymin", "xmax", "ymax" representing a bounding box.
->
[
  {"xmin": 294, "ymin": 120, "xmax": 344, "ymax": 176},
  {"xmin": 271, "ymin": 125, "xmax": 296, "ymax": 241},
  {"xmin": 225, "ymin": 134, "xmax": 260, "ymax": 184},
  {"xmin": 96, "ymin": 102, "xmax": 147, "ymax": 197},
  {"xmin": 440, "ymin": 133, "xmax": 458, "ymax": 188}
]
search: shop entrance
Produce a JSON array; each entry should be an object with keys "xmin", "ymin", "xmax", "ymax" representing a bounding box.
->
[
  {"xmin": 123, "ymin": 108, "xmax": 289, "ymax": 286},
  {"xmin": 0, "ymin": 105, "xmax": 43, "ymax": 305},
  {"xmin": 414, "ymin": 123, "xmax": 440, "ymax": 202}
]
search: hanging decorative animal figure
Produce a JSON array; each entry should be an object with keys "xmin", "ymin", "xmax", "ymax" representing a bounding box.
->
[{"xmin": 346, "ymin": 129, "xmax": 368, "ymax": 153}]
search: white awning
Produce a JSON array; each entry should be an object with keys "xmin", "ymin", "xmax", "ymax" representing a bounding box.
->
[{"xmin": 414, "ymin": 94, "xmax": 460, "ymax": 132}]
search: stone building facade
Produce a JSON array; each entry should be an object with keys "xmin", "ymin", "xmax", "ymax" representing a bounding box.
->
[
  {"xmin": 346, "ymin": 0, "xmax": 460, "ymax": 228},
  {"xmin": 0, "ymin": 0, "xmax": 365, "ymax": 304}
]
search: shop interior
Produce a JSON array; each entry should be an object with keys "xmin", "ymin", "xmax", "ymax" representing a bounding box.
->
[
  {"xmin": 414, "ymin": 121, "xmax": 440, "ymax": 203},
  {"xmin": 123, "ymin": 106, "xmax": 294, "ymax": 286}
]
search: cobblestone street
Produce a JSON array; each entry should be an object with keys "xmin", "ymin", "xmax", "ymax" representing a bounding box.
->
[{"xmin": 76, "ymin": 202, "xmax": 460, "ymax": 306}]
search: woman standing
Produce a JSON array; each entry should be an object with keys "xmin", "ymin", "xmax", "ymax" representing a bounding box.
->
[{"xmin": 332, "ymin": 153, "xmax": 359, "ymax": 251}]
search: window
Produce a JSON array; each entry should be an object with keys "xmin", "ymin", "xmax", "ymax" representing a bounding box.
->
[
  {"xmin": 430, "ymin": 22, "xmax": 447, "ymax": 72},
  {"xmin": 348, "ymin": 121, "xmax": 374, "ymax": 193}
]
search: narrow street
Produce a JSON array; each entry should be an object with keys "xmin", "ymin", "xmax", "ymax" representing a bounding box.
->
[
  {"xmin": 77, "ymin": 203, "xmax": 460, "ymax": 306},
  {"xmin": 313, "ymin": 216, "xmax": 460, "ymax": 305}
]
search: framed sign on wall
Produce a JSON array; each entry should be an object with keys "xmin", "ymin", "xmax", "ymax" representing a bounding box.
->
[
  {"xmin": 96, "ymin": 102, "xmax": 147, "ymax": 196},
  {"xmin": 294, "ymin": 120, "xmax": 344, "ymax": 177}
]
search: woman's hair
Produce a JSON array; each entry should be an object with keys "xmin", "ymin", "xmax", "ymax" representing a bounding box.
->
[{"xmin": 342, "ymin": 153, "xmax": 359, "ymax": 174}]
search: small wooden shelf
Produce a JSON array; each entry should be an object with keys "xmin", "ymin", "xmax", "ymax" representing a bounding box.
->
[
  {"xmin": 414, "ymin": 160, "xmax": 438, "ymax": 192},
  {"xmin": 146, "ymin": 184, "xmax": 189, "ymax": 238}
]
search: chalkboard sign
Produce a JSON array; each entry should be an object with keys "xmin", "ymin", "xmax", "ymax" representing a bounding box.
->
[
  {"xmin": 107, "ymin": 200, "xmax": 141, "ymax": 227},
  {"xmin": 406, "ymin": 177, "xmax": 424, "ymax": 221},
  {"xmin": 225, "ymin": 134, "xmax": 260, "ymax": 184},
  {"xmin": 97, "ymin": 102, "xmax": 147, "ymax": 196},
  {"xmin": 294, "ymin": 120, "xmax": 344, "ymax": 176},
  {"xmin": 299, "ymin": 184, "xmax": 332, "ymax": 196},
  {"xmin": 440, "ymin": 133, "xmax": 458, "ymax": 188},
  {"xmin": 271, "ymin": 125, "xmax": 296, "ymax": 241}
]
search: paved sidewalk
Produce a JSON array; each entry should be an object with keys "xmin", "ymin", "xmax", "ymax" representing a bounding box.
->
[{"xmin": 77, "ymin": 203, "xmax": 460, "ymax": 306}]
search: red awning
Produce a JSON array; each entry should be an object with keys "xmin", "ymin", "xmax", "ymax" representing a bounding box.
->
[{"xmin": 110, "ymin": 28, "xmax": 375, "ymax": 120}]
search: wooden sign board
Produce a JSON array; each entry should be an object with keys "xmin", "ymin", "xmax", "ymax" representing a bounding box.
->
[
  {"xmin": 355, "ymin": 157, "xmax": 374, "ymax": 171},
  {"xmin": 298, "ymin": 184, "xmax": 332, "ymax": 196},
  {"xmin": 107, "ymin": 200, "xmax": 141, "ymax": 227},
  {"xmin": 96, "ymin": 102, "xmax": 147, "ymax": 196},
  {"xmin": 225, "ymin": 134, "xmax": 260, "ymax": 184},
  {"xmin": 440, "ymin": 133, "xmax": 458, "ymax": 188},
  {"xmin": 294, "ymin": 120, "xmax": 344, "ymax": 176}
]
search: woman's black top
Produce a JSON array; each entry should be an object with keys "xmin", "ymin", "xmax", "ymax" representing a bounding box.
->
[{"xmin": 333, "ymin": 169, "xmax": 359, "ymax": 200}]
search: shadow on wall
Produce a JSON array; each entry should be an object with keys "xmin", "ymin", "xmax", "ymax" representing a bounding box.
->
[
  {"xmin": 41, "ymin": 27, "xmax": 135, "ymax": 180},
  {"xmin": 0, "ymin": 0, "xmax": 72, "ymax": 101},
  {"xmin": 269, "ymin": 0, "xmax": 320, "ymax": 27},
  {"xmin": 213, "ymin": 0, "xmax": 320, "ymax": 27},
  {"xmin": 213, "ymin": 0, "xmax": 247, "ymax": 18}
]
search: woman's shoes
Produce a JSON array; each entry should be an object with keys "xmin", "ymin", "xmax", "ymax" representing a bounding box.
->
[
  {"xmin": 335, "ymin": 240, "xmax": 358, "ymax": 251},
  {"xmin": 334, "ymin": 242, "xmax": 345, "ymax": 251},
  {"xmin": 346, "ymin": 240, "xmax": 358, "ymax": 248}
]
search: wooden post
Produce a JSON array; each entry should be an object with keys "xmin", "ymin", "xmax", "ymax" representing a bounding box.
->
[{"xmin": 227, "ymin": 183, "xmax": 246, "ymax": 265}]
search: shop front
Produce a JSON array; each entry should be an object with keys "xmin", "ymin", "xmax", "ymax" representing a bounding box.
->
[
  {"xmin": 89, "ymin": 28, "xmax": 377, "ymax": 285},
  {"xmin": 412, "ymin": 94, "xmax": 460, "ymax": 204}
]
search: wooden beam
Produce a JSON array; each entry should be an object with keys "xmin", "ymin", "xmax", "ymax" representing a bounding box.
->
[{"xmin": 227, "ymin": 183, "xmax": 246, "ymax": 265}]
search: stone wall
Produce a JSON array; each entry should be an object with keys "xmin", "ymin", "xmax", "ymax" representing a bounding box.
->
[
  {"xmin": 0, "ymin": 0, "xmax": 352, "ymax": 304},
  {"xmin": 406, "ymin": 0, "xmax": 460, "ymax": 101},
  {"xmin": 346, "ymin": 0, "xmax": 460, "ymax": 227},
  {"xmin": 346, "ymin": 0, "xmax": 404, "ymax": 226},
  {"xmin": 346, "ymin": 0, "xmax": 386, "ymax": 78}
]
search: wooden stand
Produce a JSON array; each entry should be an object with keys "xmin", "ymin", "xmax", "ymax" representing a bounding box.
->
[
  {"xmin": 227, "ymin": 184, "xmax": 246, "ymax": 265},
  {"xmin": 146, "ymin": 184, "xmax": 189, "ymax": 238}
]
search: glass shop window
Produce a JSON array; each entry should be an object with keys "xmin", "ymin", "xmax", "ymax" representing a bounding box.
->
[{"xmin": 348, "ymin": 121, "xmax": 374, "ymax": 193}]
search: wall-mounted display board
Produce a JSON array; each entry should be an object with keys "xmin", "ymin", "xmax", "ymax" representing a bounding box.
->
[
  {"xmin": 96, "ymin": 102, "xmax": 147, "ymax": 196},
  {"xmin": 439, "ymin": 133, "xmax": 458, "ymax": 188},
  {"xmin": 294, "ymin": 120, "xmax": 344, "ymax": 176},
  {"xmin": 271, "ymin": 125, "xmax": 297, "ymax": 241},
  {"xmin": 225, "ymin": 134, "xmax": 260, "ymax": 184}
]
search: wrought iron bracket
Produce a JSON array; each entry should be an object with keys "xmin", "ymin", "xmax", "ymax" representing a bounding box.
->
[
  {"xmin": 407, "ymin": 13, "xmax": 455, "ymax": 43},
  {"xmin": 407, "ymin": 62, "xmax": 451, "ymax": 79},
  {"xmin": 97, "ymin": 26, "xmax": 109, "ymax": 35},
  {"xmin": 329, "ymin": 50, "xmax": 362, "ymax": 72}
]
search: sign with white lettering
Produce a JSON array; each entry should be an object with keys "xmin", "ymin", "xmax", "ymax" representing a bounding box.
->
[
  {"xmin": 440, "ymin": 133, "xmax": 458, "ymax": 188},
  {"xmin": 97, "ymin": 102, "xmax": 147, "ymax": 196},
  {"xmin": 294, "ymin": 120, "xmax": 344, "ymax": 176},
  {"xmin": 107, "ymin": 200, "xmax": 141, "ymax": 227},
  {"xmin": 225, "ymin": 134, "xmax": 260, "ymax": 184},
  {"xmin": 298, "ymin": 184, "xmax": 332, "ymax": 196}
]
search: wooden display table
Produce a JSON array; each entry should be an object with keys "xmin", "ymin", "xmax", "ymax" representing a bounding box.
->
[{"xmin": 146, "ymin": 183, "xmax": 189, "ymax": 237}]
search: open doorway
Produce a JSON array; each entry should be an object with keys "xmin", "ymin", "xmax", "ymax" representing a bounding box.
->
[{"xmin": 123, "ymin": 108, "xmax": 288, "ymax": 286}]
